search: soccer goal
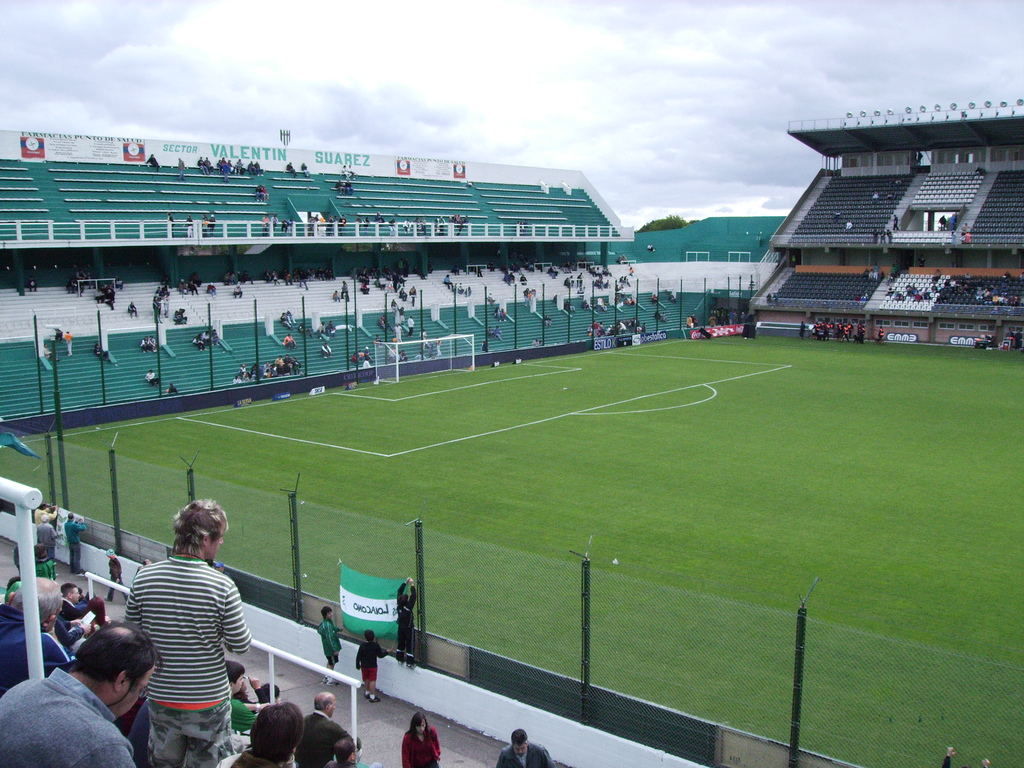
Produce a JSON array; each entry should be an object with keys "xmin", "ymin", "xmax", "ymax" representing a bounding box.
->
[{"xmin": 374, "ymin": 333, "xmax": 475, "ymax": 383}]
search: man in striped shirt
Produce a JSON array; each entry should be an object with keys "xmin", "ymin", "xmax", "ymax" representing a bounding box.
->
[{"xmin": 126, "ymin": 500, "xmax": 251, "ymax": 768}]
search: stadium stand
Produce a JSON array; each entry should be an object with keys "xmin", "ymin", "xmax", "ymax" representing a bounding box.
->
[
  {"xmin": 969, "ymin": 170, "xmax": 1024, "ymax": 244},
  {"xmin": 772, "ymin": 271, "xmax": 881, "ymax": 303},
  {"xmin": 757, "ymin": 106, "xmax": 1024, "ymax": 344},
  {"xmin": 789, "ymin": 174, "xmax": 910, "ymax": 243}
]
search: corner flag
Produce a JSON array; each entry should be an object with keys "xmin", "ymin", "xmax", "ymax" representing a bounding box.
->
[{"xmin": 339, "ymin": 564, "xmax": 404, "ymax": 639}]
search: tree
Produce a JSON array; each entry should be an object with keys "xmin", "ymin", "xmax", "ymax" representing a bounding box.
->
[{"xmin": 636, "ymin": 215, "xmax": 696, "ymax": 233}]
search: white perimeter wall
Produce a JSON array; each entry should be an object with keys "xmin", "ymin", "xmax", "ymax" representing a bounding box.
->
[{"xmin": 0, "ymin": 513, "xmax": 699, "ymax": 768}]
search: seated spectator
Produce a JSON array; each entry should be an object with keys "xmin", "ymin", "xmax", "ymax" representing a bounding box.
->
[
  {"xmin": 233, "ymin": 285, "xmax": 243, "ymax": 298},
  {"xmin": 166, "ymin": 382, "xmax": 179, "ymax": 395},
  {"xmin": 0, "ymin": 621, "xmax": 156, "ymax": 767},
  {"xmin": 127, "ymin": 301, "xmax": 138, "ymax": 318},
  {"xmin": 206, "ymin": 284, "xmax": 218, "ymax": 296},
  {"xmin": 295, "ymin": 692, "xmax": 352, "ymax": 768},
  {"xmin": 147, "ymin": 154, "xmax": 160, "ymax": 169},
  {"xmin": 301, "ymin": 163, "xmax": 310, "ymax": 178},
  {"xmin": 0, "ymin": 578, "xmax": 75, "ymax": 696},
  {"xmin": 226, "ymin": 660, "xmax": 276, "ymax": 739},
  {"xmin": 283, "ymin": 334, "xmax": 296, "ymax": 349},
  {"xmin": 173, "ymin": 308, "xmax": 187, "ymax": 325},
  {"xmin": 60, "ymin": 585, "xmax": 104, "ymax": 626},
  {"xmin": 145, "ymin": 370, "xmax": 160, "ymax": 387},
  {"xmin": 321, "ymin": 343, "xmax": 332, "ymax": 358},
  {"xmin": 219, "ymin": 701, "xmax": 304, "ymax": 768},
  {"xmin": 286, "ymin": 162, "xmax": 297, "ymax": 178}
]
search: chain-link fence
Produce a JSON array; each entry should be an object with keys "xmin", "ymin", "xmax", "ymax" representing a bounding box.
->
[{"xmin": 3, "ymin": 439, "xmax": 1022, "ymax": 768}]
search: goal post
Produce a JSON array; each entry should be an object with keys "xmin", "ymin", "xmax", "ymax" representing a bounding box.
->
[{"xmin": 374, "ymin": 333, "xmax": 475, "ymax": 383}]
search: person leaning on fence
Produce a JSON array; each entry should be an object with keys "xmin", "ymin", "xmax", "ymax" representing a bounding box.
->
[{"xmin": 395, "ymin": 577, "xmax": 417, "ymax": 667}]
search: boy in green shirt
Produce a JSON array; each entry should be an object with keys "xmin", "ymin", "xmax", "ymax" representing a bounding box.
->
[{"xmin": 318, "ymin": 605, "xmax": 342, "ymax": 684}]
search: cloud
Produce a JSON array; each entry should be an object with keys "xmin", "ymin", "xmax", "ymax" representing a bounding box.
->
[{"xmin": 2, "ymin": 0, "xmax": 1023, "ymax": 230}]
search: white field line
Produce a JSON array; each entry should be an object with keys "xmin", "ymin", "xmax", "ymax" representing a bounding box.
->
[
  {"xmin": 336, "ymin": 363, "xmax": 582, "ymax": 402},
  {"xmin": 173, "ymin": 416, "xmax": 391, "ymax": 458},
  {"xmin": 383, "ymin": 363, "xmax": 790, "ymax": 457},
  {"xmin": 65, "ymin": 358, "xmax": 790, "ymax": 458},
  {"xmin": 607, "ymin": 349, "xmax": 779, "ymax": 366}
]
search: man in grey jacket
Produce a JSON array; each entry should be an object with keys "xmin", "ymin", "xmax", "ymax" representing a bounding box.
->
[
  {"xmin": 495, "ymin": 729, "xmax": 556, "ymax": 768},
  {"xmin": 0, "ymin": 621, "xmax": 157, "ymax": 768}
]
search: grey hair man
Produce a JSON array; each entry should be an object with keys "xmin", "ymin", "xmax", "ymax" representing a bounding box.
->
[
  {"xmin": 0, "ymin": 577, "xmax": 74, "ymax": 696},
  {"xmin": 0, "ymin": 621, "xmax": 157, "ymax": 768},
  {"xmin": 495, "ymin": 729, "xmax": 556, "ymax": 768},
  {"xmin": 126, "ymin": 499, "xmax": 250, "ymax": 768},
  {"xmin": 294, "ymin": 692, "xmax": 351, "ymax": 768}
]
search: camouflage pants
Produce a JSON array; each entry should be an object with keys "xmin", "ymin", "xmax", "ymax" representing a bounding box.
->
[{"xmin": 149, "ymin": 699, "xmax": 233, "ymax": 768}]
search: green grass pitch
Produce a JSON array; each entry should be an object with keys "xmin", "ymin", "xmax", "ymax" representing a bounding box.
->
[{"xmin": 2, "ymin": 335, "xmax": 1023, "ymax": 767}]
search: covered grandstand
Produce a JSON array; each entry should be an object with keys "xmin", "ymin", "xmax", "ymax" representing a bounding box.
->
[
  {"xmin": 757, "ymin": 105, "xmax": 1024, "ymax": 345},
  {"xmin": 0, "ymin": 129, "xmax": 785, "ymax": 423}
]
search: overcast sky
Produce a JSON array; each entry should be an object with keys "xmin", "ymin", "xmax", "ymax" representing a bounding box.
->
[{"xmin": 2, "ymin": 0, "xmax": 1024, "ymax": 228}]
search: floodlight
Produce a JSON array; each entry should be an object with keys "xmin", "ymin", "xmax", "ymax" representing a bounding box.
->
[
  {"xmin": 984, "ymin": 100, "xmax": 992, "ymax": 108},
  {"xmin": 950, "ymin": 103, "xmax": 957, "ymax": 109},
  {"xmin": 887, "ymin": 109, "xmax": 893, "ymax": 115},
  {"xmin": 860, "ymin": 111, "xmax": 866, "ymax": 117},
  {"xmin": 846, "ymin": 112, "xmax": 853, "ymax": 118},
  {"xmin": 920, "ymin": 106, "xmax": 927, "ymax": 112},
  {"xmin": 968, "ymin": 102, "xmax": 976, "ymax": 109},
  {"xmin": 1000, "ymin": 101, "xmax": 1008, "ymax": 108},
  {"xmin": 1017, "ymin": 99, "xmax": 1024, "ymax": 106},
  {"xmin": 873, "ymin": 110, "xmax": 881, "ymax": 116},
  {"xmin": 935, "ymin": 104, "xmax": 942, "ymax": 111},
  {"xmin": 904, "ymin": 107, "xmax": 911, "ymax": 114}
]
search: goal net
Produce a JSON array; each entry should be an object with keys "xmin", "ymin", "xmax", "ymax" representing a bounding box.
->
[{"xmin": 374, "ymin": 333, "xmax": 475, "ymax": 383}]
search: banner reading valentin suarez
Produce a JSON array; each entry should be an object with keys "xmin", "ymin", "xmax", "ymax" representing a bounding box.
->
[{"xmin": 339, "ymin": 565, "xmax": 404, "ymax": 639}]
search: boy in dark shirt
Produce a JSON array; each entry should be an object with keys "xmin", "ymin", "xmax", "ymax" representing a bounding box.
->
[{"xmin": 355, "ymin": 629, "xmax": 387, "ymax": 702}]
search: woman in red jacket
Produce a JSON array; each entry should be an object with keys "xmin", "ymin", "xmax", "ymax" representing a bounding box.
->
[{"xmin": 401, "ymin": 712, "xmax": 441, "ymax": 768}]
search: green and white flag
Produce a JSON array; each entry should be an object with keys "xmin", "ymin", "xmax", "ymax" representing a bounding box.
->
[{"xmin": 339, "ymin": 564, "xmax": 403, "ymax": 639}]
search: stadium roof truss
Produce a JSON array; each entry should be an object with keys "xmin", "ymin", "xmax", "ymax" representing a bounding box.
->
[{"xmin": 789, "ymin": 113, "xmax": 1024, "ymax": 156}]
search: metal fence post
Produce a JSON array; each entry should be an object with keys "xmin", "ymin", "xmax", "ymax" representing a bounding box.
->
[
  {"xmin": 287, "ymin": 478, "xmax": 303, "ymax": 623},
  {"xmin": 97, "ymin": 309, "xmax": 107, "ymax": 404},
  {"xmin": 301, "ymin": 295, "xmax": 308, "ymax": 377},
  {"xmin": 789, "ymin": 578, "xmax": 818, "ymax": 768},
  {"xmin": 44, "ymin": 433, "xmax": 56, "ymax": 504},
  {"xmin": 414, "ymin": 518, "xmax": 427, "ymax": 666},
  {"xmin": 34, "ymin": 316, "xmax": 44, "ymax": 414},
  {"xmin": 571, "ymin": 537, "xmax": 593, "ymax": 724},
  {"xmin": 109, "ymin": 437, "xmax": 122, "ymax": 554},
  {"xmin": 182, "ymin": 451, "xmax": 197, "ymax": 502},
  {"xmin": 207, "ymin": 303, "xmax": 215, "ymax": 390},
  {"xmin": 253, "ymin": 297, "xmax": 261, "ymax": 382},
  {"xmin": 50, "ymin": 340, "xmax": 69, "ymax": 509}
]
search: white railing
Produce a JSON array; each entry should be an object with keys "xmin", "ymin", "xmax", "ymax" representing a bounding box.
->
[
  {"xmin": 86, "ymin": 571, "xmax": 363, "ymax": 742},
  {"xmin": 0, "ymin": 219, "xmax": 633, "ymax": 246}
]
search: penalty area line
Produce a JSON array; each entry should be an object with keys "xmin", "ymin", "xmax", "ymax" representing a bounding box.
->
[
  {"xmin": 175, "ymin": 416, "xmax": 389, "ymax": 457},
  {"xmin": 334, "ymin": 365, "xmax": 582, "ymax": 402}
]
